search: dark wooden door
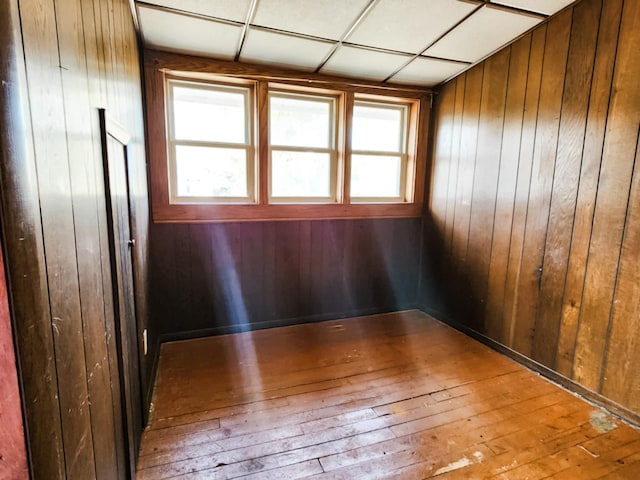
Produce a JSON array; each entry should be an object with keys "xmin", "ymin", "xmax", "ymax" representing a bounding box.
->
[{"xmin": 100, "ymin": 109, "xmax": 142, "ymax": 478}]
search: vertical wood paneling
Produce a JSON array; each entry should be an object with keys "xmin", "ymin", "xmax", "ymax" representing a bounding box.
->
[
  {"xmin": 2, "ymin": 0, "xmax": 150, "ymax": 477},
  {"xmin": 467, "ymin": 48, "xmax": 510, "ymax": 331},
  {"xmin": 427, "ymin": 0, "xmax": 640, "ymax": 421},
  {"xmin": 572, "ymin": 0, "xmax": 640, "ymax": 390},
  {"xmin": 502, "ymin": 25, "xmax": 546, "ymax": 347},
  {"xmin": 601, "ymin": 131, "xmax": 640, "ymax": 410},
  {"xmin": 0, "ymin": 1, "xmax": 66, "ymax": 477},
  {"xmin": 444, "ymin": 76, "xmax": 466, "ymax": 257},
  {"xmin": 512, "ymin": 9, "xmax": 572, "ymax": 357},
  {"xmin": 484, "ymin": 35, "xmax": 531, "ymax": 341},
  {"xmin": 20, "ymin": 0, "xmax": 97, "ymax": 475},
  {"xmin": 556, "ymin": 0, "xmax": 623, "ymax": 378},
  {"xmin": 150, "ymin": 218, "xmax": 422, "ymax": 338},
  {"xmin": 533, "ymin": 0, "xmax": 601, "ymax": 366},
  {"xmin": 429, "ymin": 82, "xmax": 456, "ymax": 232},
  {"xmin": 451, "ymin": 65, "xmax": 484, "ymax": 316}
]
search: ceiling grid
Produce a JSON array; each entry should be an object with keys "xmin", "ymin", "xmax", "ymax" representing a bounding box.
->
[{"xmin": 135, "ymin": 0, "xmax": 577, "ymax": 87}]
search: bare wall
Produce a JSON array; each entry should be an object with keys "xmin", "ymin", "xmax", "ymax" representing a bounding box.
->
[{"xmin": 427, "ymin": 0, "xmax": 640, "ymax": 418}]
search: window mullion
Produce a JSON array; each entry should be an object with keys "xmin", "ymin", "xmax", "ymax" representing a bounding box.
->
[
  {"xmin": 257, "ymin": 80, "xmax": 269, "ymax": 205},
  {"xmin": 343, "ymin": 91, "xmax": 354, "ymax": 205}
]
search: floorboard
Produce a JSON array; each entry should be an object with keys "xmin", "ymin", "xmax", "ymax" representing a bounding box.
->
[{"xmin": 137, "ymin": 310, "xmax": 640, "ymax": 479}]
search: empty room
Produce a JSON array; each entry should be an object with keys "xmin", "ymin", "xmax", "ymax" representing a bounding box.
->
[{"xmin": 1, "ymin": 0, "xmax": 640, "ymax": 478}]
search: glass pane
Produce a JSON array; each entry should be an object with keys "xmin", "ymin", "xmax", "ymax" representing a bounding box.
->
[
  {"xmin": 352, "ymin": 104, "xmax": 403, "ymax": 153},
  {"xmin": 350, "ymin": 154, "xmax": 401, "ymax": 198},
  {"xmin": 175, "ymin": 145, "xmax": 247, "ymax": 198},
  {"xmin": 172, "ymin": 85, "xmax": 247, "ymax": 144},
  {"xmin": 271, "ymin": 151, "xmax": 331, "ymax": 198},
  {"xmin": 270, "ymin": 95, "xmax": 331, "ymax": 148}
]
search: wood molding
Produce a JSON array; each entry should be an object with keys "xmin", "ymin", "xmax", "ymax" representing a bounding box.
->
[
  {"xmin": 144, "ymin": 53, "xmax": 431, "ymax": 223},
  {"xmin": 145, "ymin": 49, "xmax": 433, "ymax": 97}
]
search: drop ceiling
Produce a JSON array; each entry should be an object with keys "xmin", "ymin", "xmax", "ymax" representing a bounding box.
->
[{"xmin": 134, "ymin": 0, "xmax": 577, "ymax": 87}]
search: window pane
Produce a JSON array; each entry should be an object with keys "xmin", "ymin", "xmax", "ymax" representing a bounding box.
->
[
  {"xmin": 172, "ymin": 85, "xmax": 247, "ymax": 143},
  {"xmin": 350, "ymin": 154, "xmax": 401, "ymax": 198},
  {"xmin": 175, "ymin": 145, "xmax": 247, "ymax": 197},
  {"xmin": 270, "ymin": 96, "xmax": 331, "ymax": 148},
  {"xmin": 271, "ymin": 151, "xmax": 331, "ymax": 198},
  {"xmin": 352, "ymin": 104, "xmax": 403, "ymax": 153}
]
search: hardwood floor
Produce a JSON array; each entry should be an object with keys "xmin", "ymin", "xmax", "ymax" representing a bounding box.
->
[{"xmin": 137, "ymin": 311, "xmax": 640, "ymax": 479}]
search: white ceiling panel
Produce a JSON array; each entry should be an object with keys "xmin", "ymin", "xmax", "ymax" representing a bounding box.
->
[
  {"xmin": 240, "ymin": 29, "xmax": 334, "ymax": 72},
  {"xmin": 252, "ymin": 0, "xmax": 371, "ymax": 40},
  {"xmin": 423, "ymin": 5, "xmax": 541, "ymax": 63},
  {"xmin": 139, "ymin": 6, "xmax": 242, "ymax": 59},
  {"xmin": 490, "ymin": 0, "xmax": 576, "ymax": 15},
  {"xmin": 390, "ymin": 57, "xmax": 468, "ymax": 87},
  {"xmin": 321, "ymin": 46, "xmax": 411, "ymax": 82},
  {"xmin": 139, "ymin": 0, "xmax": 251, "ymax": 22},
  {"xmin": 347, "ymin": 0, "xmax": 478, "ymax": 54}
]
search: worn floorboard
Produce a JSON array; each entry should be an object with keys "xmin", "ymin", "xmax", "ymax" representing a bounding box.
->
[{"xmin": 137, "ymin": 310, "xmax": 640, "ymax": 479}]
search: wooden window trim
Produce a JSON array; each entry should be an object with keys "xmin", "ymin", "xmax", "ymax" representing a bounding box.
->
[{"xmin": 145, "ymin": 49, "xmax": 432, "ymax": 223}]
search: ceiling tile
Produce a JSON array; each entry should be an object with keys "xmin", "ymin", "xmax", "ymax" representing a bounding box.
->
[
  {"xmin": 240, "ymin": 28, "xmax": 335, "ymax": 72},
  {"xmin": 490, "ymin": 0, "xmax": 576, "ymax": 15},
  {"xmin": 389, "ymin": 57, "xmax": 468, "ymax": 87},
  {"xmin": 136, "ymin": 0, "xmax": 251, "ymax": 22},
  {"xmin": 423, "ymin": 5, "xmax": 541, "ymax": 63},
  {"xmin": 347, "ymin": 0, "xmax": 478, "ymax": 54},
  {"xmin": 252, "ymin": 0, "xmax": 371, "ymax": 40},
  {"xmin": 138, "ymin": 6, "xmax": 242, "ymax": 59},
  {"xmin": 320, "ymin": 46, "xmax": 411, "ymax": 82}
]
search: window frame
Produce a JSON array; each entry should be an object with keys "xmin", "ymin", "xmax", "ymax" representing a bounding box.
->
[
  {"xmin": 145, "ymin": 51, "xmax": 431, "ymax": 223},
  {"xmin": 165, "ymin": 76, "xmax": 257, "ymax": 204},
  {"xmin": 350, "ymin": 99, "xmax": 410, "ymax": 203},
  {"xmin": 267, "ymin": 89, "xmax": 342, "ymax": 203}
]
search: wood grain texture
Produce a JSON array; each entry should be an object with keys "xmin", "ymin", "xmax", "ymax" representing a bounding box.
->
[
  {"xmin": 137, "ymin": 311, "xmax": 640, "ymax": 479},
  {"xmin": 466, "ymin": 48, "xmax": 510, "ymax": 332},
  {"xmin": 2, "ymin": 0, "xmax": 151, "ymax": 477},
  {"xmin": 0, "ymin": 0, "xmax": 65, "ymax": 477},
  {"xmin": 150, "ymin": 219, "xmax": 422, "ymax": 340},
  {"xmin": 484, "ymin": 34, "xmax": 531, "ymax": 342},
  {"xmin": 502, "ymin": 25, "xmax": 546, "ymax": 348},
  {"xmin": 426, "ymin": 0, "xmax": 640, "ymax": 421},
  {"xmin": 511, "ymin": 9, "xmax": 572, "ymax": 357},
  {"xmin": 533, "ymin": 0, "xmax": 601, "ymax": 367},
  {"xmin": 555, "ymin": 0, "xmax": 623, "ymax": 378},
  {"xmin": 572, "ymin": 0, "xmax": 640, "ymax": 391}
]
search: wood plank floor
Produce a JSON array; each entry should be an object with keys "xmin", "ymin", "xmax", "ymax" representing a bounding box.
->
[{"xmin": 137, "ymin": 311, "xmax": 640, "ymax": 479}]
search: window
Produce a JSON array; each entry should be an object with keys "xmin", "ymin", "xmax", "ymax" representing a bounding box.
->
[
  {"xmin": 269, "ymin": 92, "xmax": 338, "ymax": 202},
  {"xmin": 166, "ymin": 78, "xmax": 255, "ymax": 203},
  {"xmin": 146, "ymin": 53, "xmax": 430, "ymax": 222},
  {"xmin": 351, "ymin": 101, "xmax": 408, "ymax": 202}
]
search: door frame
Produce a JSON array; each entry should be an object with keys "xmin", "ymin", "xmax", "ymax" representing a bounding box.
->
[{"xmin": 99, "ymin": 108, "xmax": 143, "ymax": 478}]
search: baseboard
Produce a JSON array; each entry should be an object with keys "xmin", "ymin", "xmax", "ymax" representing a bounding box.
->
[
  {"xmin": 419, "ymin": 305, "xmax": 640, "ymax": 428},
  {"xmin": 158, "ymin": 304, "xmax": 420, "ymax": 344}
]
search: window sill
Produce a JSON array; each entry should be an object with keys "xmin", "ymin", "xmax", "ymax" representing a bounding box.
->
[{"xmin": 152, "ymin": 202, "xmax": 423, "ymax": 223}]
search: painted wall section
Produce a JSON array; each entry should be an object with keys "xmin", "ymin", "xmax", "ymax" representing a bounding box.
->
[{"xmin": 0, "ymin": 247, "xmax": 28, "ymax": 479}]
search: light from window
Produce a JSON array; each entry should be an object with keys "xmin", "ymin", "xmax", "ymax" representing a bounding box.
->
[
  {"xmin": 351, "ymin": 102, "xmax": 407, "ymax": 201},
  {"xmin": 269, "ymin": 92, "xmax": 336, "ymax": 201}
]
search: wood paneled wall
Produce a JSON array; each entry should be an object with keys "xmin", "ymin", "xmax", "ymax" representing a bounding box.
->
[
  {"xmin": 150, "ymin": 219, "xmax": 421, "ymax": 338},
  {"xmin": 0, "ymin": 0, "xmax": 151, "ymax": 478},
  {"xmin": 427, "ymin": 0, "xmax": 640, "ymax": 418}
]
